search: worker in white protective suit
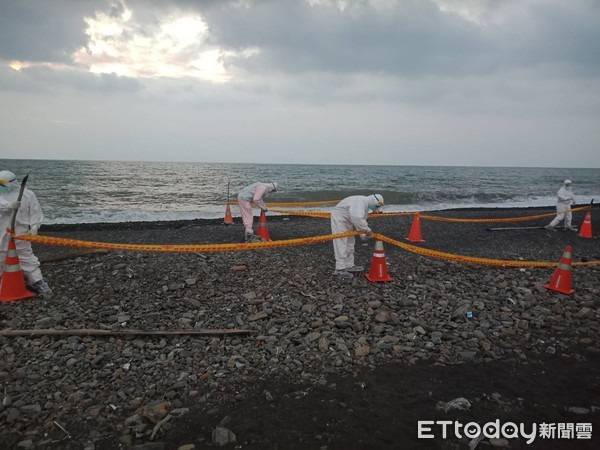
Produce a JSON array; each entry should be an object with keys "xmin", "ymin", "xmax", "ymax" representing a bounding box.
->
[
  {"xmin": 545, "ymin": 180, "xmax": 577, "ymax": 231},
  {"xmin": 330, "ymin": 194, "xmax": 384, "ymax": 278},
  {"xmin": 0, "ymin": 171, "xmax": 52, "ymax": 297},
  {"xmin": 237, "ymin": 181, "xmax": 279, "ymax": 242}
]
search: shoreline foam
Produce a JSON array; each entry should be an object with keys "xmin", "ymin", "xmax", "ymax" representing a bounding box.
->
[{"xmin": 41, "ymin": 203, "xmax": 600, "ymax": 232}]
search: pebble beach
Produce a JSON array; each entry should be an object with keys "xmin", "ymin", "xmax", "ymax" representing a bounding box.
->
[{"xmin": 1, "ymin": 206, "xmax": 599, "ymax": 449}]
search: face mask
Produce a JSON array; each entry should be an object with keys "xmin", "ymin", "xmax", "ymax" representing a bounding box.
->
[
  {"xmin": 369, "ymin": 204, "xmax": 378, "ymax": 211},
  {"xmin": 0, "ymin": 185, "xmax": 11, "ymax": 194}
]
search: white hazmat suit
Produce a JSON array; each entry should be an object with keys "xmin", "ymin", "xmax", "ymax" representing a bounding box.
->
[
  {"xmin": 237, "ymin": 181, "xmax": 279, "ymax": 241},
  {"xmin": 331, "ymin": 194, "xmax": 384, "ymax": 277},
  {"xmin": 0, "ymin": 171, "xmax": 50, "ymax": 295},
  {"xmin": 547, "ymin": 180, "xmax": 577, "ymax": 231}
]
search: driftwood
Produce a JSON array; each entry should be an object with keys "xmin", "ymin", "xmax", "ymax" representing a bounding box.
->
[
  {"xmin": 38, "ymin": 249, "xmax": 111, "ymax": 263},
  {"xmin": 0, "ymin": 328, "xmax": 255, "ymax": 337}
]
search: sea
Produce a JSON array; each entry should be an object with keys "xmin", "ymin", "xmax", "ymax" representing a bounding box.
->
[{"xmin": 1, "ymin": 159, "xmax": 599, "ymax": 225}]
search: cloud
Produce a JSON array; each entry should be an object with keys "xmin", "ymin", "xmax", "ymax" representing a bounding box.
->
[
  {"xmin": 0, "ymin": 0, "xmax": 237, "ymax": 87},
  {"xmin": 3, "ymin": 0, "xmax": 599, "ymax": 100},
  {"xmin": 199, "ymin": 0, "xmax": 477, "ymax": 76},
  {"xmin": 0, "ymin": 0, "xmax": 103, "ymax": 63},
  {"xmin": 189, "ymin": 0, "xmax": 600, "ymax": 78},
  {"xmin": 0, "ymin": 61, "xmax": 142, "ymax": 94},
  {"xmin": 71, "ymin": 0, "xmax": 233, "ymax": 82},
  {"xmin": 0, "ymin": 0, "xmax": 599, "ymax": 167}
]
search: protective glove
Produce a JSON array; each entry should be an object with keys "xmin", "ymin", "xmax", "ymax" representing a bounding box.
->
[
  {"xmin": 360, "ymin": 230, "xmax": 374, "ymax": 240},
  {"xmin": 29, "ymin": 225, "xmax": 39, "ymax": 236},
  {"xmin": 10, "ymin": 201, "xmax": 21, "ymax": 209}
]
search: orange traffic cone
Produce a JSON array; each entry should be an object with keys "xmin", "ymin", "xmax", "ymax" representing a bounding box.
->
[
  {"xmin": 406, "ymin": 212, "xmax": 425, "ymax": 242},
  {"xmin": 0, "ymin": 238, "xmax": 36, "ymax": 303},
  {"xmin": 223, "ymin": 203, "xmax": 234, "ymax": 225},
  {"xmin": 365, "ymin": 240, "xmax": 393, "ymax": 282},
  {"xmin": 544, "ymin": 245, "xmax": 575, "ymax": 295},
  {"xmin": 579, "ymin": 211, "xmax": 592, "ymax": 239},
  {"xmin": 256, "ymin": 209, "xmax": 271, "ymax": 241}
]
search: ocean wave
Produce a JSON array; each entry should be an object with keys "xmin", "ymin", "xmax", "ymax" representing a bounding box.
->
[
  {"xmin": 43, "ymin": 195, "xmax": 597, "ymax": 225},
  {"xmin": 3, "ymin": 159, "xmax": 598, "ymax": 225}
]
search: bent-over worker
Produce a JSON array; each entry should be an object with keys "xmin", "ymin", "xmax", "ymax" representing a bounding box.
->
[{"xmin": 331, "ymin": 194, "xmax": 384, "ymax": 278}]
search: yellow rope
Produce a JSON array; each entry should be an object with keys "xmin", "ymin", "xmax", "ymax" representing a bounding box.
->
[
  {"xmin": 272, "ymin": 206, "xmax": 591, "ymax": 223},
  {"xmin": 264, "ymin": 200, "xmax": 341, "ymax": 207},
  {"xmin": 372, "ymin": 233, "xmax": 600, "ymax": 267},
  {"xmin": 270, "ymin": 209, "xmax": 331, "ymax": 218},
  {"xmin": 12, "ymin": 230, "xmax": 361, "ymax": 253},
  {"xmin": 11, "ymin": 228, "xmax": 599, "ymax": 267},
  {"xmin": 420, "ymin": 206, "xmax": 590, "ymax": 223},
  {"xmin": 227, "ymin": 200, "xmax": 341, "ymax": 207},
  {"xmin": 270, "ymin": 210, "xmax": 414, "ymax": 218}
]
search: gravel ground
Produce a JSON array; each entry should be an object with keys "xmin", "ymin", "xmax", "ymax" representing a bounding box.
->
[{"xmin": 1, "ymin": 206, "xmax": 599, "ymax": 449}]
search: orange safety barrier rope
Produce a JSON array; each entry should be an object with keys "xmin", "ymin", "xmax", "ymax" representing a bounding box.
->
[
  {"xmin": 372, "ymin": 233, "xmax": 600, "ymax": 267},
  {"xmin": 227, "ymin": 200, "xmax": 341, "ymax": 207},
  {"xmin": 265, "ymin": 200, "xmax": 341, "ymax": 207},
  {"xmin": 270, "ymin": 209, "xmax": 331, "ymax": 218},
  {"xmin": 10, "ymin": 230, "xmax": 599, "ymax": 267},
  {"xmin": 272, "ymin": 206, "xmax": 591, "ymax": 223},
  {"xmin": 368, "ymin": 212, "xmax": 415, "ymax": 218},
  {"xmin": 270, "ymin": 210, "xmax": 414, "ymax": 218},
  {"xmin": 11, "ymin": 230, "xmax": 361, "ymax": 253},
  {"xmin": 420, "ymin": 205, "xmax": 590, "ymax": 223}
]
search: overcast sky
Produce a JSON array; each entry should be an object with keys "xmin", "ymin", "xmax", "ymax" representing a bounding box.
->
[{"xmin": 1, "ymin": 0, "xmax": 599, "ymax": 167}]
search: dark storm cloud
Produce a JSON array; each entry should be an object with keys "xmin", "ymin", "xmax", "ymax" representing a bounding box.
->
[
  {"xmin": 3, "ymin": 0, "xmax": 599, "ymax": 79},
  {"xmin": 0, "ymin": 0, "xmax": 105, "ymax": 63},
  {"xmin": 194, "ymin": 0, "xmax": 488, "ymax": 76},
  {"xmin": 491, "ymin": 1, "xmax": 600, "ymax": 74},
  {"xmin": 153, "ymin": 0, "xmax": 600, "ymax": 78}
]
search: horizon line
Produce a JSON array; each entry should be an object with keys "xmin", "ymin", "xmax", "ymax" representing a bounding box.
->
[{"xmin": 1, "ymin": 157, "xmax": 598, "ymax": 170}]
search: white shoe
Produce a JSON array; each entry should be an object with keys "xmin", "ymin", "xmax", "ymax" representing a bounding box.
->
[
  {"xmin": 333, "ymin": 270, "xmax": 353, "ymax": 279},
  {"xmin": 566, "ymin": 226, "xmax": 578, "ymax": 232},
  {"xmin": 544, "ymin": 225, "xmax": 556, "ymax": 231},
  {"xmin": 345, "ymin": 265, "xmax": 364, "ymax": 272}
]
